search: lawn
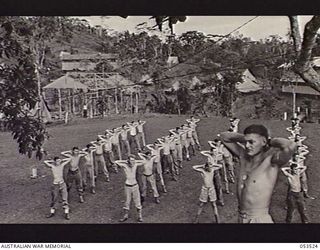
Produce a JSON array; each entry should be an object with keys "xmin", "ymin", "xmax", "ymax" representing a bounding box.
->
[{"xmin": 0, "ymin": 114, "xmax": 319, "ymax": 224}]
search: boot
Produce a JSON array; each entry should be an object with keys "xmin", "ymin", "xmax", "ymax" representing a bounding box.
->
[
  {"xmin": 193, "ymin": 215, "xmax": 200, "ymax": 224},
  {"xmin": 162, "ymin": 185, "xmax": 167, "ymax": 193},
  {"xmin": 46, "ymin": 212, "xmax": 55, "ymax": 218},
  {"xmin": 216, "ymin": 200, "xmax": 224, "ymax": 206},
  {"xmin": 65, "ymin": 213, "xmax": 70, "ymax": 220},
  {"xmin": 79, "ymin": 195, "xmax": 84, "ymax": 203},
  {"xmin": 137, "ymin": 209, "xmax": 143, "ymax": 222},
  {"xmin": 140, "ymin": 196, "xmax": 145, "ymax": 203},
  {"xmin": 155, "ymin": 197, "xmax": 160, "ymax": 204},
  {"xmin": 119, "ymin": 209, "xmax": 129, "ymax": 222},
  {"xmin": 303, "ymin": 192, "xmax": 315, "ymax": 200},
  {"xmin": 191, "ymin": 147, "xmax": 196, "ymax": 156},
  {"xmin": 91, "ymin": 187, "xmax": 96, "ymax": 194},
  {"xmin": 105, "ymin": 176, "xmax": 110, "ymax": 182},
  {"xmin": 214, "ymin": 215, "xmax": 220, "ymax": 224}
]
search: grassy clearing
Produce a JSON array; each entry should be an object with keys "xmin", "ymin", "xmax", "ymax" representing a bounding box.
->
[{"xmin": 0, "ymin": 114, "xmax": 319, "ymax": 223}]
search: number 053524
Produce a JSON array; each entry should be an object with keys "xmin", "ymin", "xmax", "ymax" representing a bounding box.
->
[{"xmin": 300, "ymin": 244, "xmax": 318, "ymax": 248}]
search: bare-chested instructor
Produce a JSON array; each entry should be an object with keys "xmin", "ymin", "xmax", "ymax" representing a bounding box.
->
[{"xmin": 220, "ymin": 124, "xmax": 296, "ymax": 223}]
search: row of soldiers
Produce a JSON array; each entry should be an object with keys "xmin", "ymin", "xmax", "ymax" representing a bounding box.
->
[
  {"xmin": 281, "ymin": 116, "xmax": 315, "ymax": 223},
  {"xmin": 115, "ymin": 116, "xmax": 202, "ymax": 222},
  {"xmin": 192, "ymin": 118, "xmax": 240, "ymax": 223},
  {"xmin": 42, "ymin": 120, "xmax": 148, "ymax": 220},
  {"xmin": 42, "ymin": 116, "xmax": 202, "ymax": 221}
]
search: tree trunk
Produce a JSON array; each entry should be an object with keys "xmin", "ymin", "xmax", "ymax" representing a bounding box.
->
[
  {"xmin": 288, "ymin": 16, "xmax": 302, "ymax": 54},
  {"xmin": 290, "ymin": 16, "xmax": 320, "ymax": 91}
]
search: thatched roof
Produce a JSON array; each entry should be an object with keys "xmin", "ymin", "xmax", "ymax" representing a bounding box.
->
[
  {"xmin": 44, "ymin": 75, "xmax": 88, "ymax": 90},
  {"xmin": 282, "ymin": 85, "xmax": 320, "ymax": 96}
]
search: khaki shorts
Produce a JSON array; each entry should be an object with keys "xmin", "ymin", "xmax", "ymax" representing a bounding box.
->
[{"xmin": 199, "ymin": 186, "xmax": 217, "ymax": 203}]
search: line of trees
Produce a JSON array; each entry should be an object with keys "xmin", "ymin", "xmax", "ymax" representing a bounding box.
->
[{"xmin": 1, "ymin": 16, "xmax": 320, "ymax": 159}]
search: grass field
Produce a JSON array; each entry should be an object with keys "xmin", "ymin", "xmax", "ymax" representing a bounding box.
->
[{"xmin": 0, "ymin": 114, "xmax": 319, "ymax": 224}]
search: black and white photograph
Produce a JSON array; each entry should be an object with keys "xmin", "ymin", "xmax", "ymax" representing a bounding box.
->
[{"xmin": 1, "ymin": 14, "xmax": 320, "ymax": 242}]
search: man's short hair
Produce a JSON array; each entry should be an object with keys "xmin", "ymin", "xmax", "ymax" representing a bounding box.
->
[
  {"xmin": 53, "ymin": 156, "xmax": 60, "ymax": 161},
  {"xmin": 86, "ymin": 144, "xmax": 93, "ymax": 149},
  {"xmin": 72, "ymin": 146, "xmax": 79, "ymax": 151},
  {"xmin": 243, "ymin": 124, "xmax": 269, "ymax": 140},
  {"xmin": 145, "ymin": 151, "xmax": 151, "ymax": 156},
  {"xmin": 290, "ymin": 163, "xmax": 298, "ymax": 169}
]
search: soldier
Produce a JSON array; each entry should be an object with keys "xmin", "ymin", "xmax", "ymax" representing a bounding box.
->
[
  {"xmin": 116, "ymin": 155, "xmax": 144, "ymax": 222},
  {"xmin": 193, "ymin": 161, "xmax": 221, "ymax": 223},
  {"xmin": 44, "ymin": 157, "xmax": 71, "ymax": 220},
  {"xmin": 138, "ymin": 152, "xmax": 161, "ymax": 204},
  {"xmin": 61, "ymin": 147, "xmax": 86, "ymax": 203},
  {"xmin": 281, "ymin": 164, "xmax": 310, "ymax": 223}
]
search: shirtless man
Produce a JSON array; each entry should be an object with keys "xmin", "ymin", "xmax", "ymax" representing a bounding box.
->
[
  {"xmin": 44, "ymin": 157, "xmax": 71, "ymax": 220},
  {"xmin": 169, "ymin": 127, "xmax": 184, "ymax": 169},
  {"xmin": 193, "ymin": 161, "xmax": 222, "ymax": 223},
  {"xmin": 146, "ymin": 142, "xmax": 167, "ymax": 193},
  {"xmin": 99, "ymin": 132, "xmax": 118, "ymax": 174},
  {"xmin": 220, "ymin": 124, "xmax": 296, "ymax": 223},
  {"xmin": 138, "ymin": 152, "xmax": 160, "ymax": 204},
  {"xmin": 180, "ymin": 124, "xmax": 190, "ymax": 161},
  {"xmin": 61, "ymin": 147, "xmax": 86, "ymax": 203},
  {"xmin": 127, "ymin": 121, "xmax": 141, "ymax": 153},
  {"xmin": 186, "ymin": 116, "xmax": 201, "ymax": 150},
  {"xmin": 137, "ymin": 120, "xmax": 147, "ymax": 148},
  {"xmin": 91, "ymin": 138, "xmax": 110, "ymax": 182},
  {"xmin": 209, "ymin": 139, "xmax": 236, "ymax": 184},
  {"xmin": 107, "ymin": 128, "xmax": 122, "ymax": 160},
  {"xmin": 158, "ymin": 136, "xmax": 177, "ymax": 181},
  {"xmin": 200, "ymin": 148, "xmax": 225, "ymax": 206},
  {"xmin": 281, "ymin": 164, "xmax": 309, "ymax": 223},
  {"xmin": 185, "ymin": 123, "xmax": 196, "ymax": 157},
  {"xmin": 116, "ymin": 155, "xmax": 144, "ymax": 222},
  {"xmin": 82, "ymin": 144, "xmax": 96, "ymax": 194},
  {"xmin": 120, "ymin": 124, "xmax": 131, "ymax": 157}
]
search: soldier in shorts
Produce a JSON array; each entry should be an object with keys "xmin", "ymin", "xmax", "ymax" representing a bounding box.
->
[
  {"xmin": 200, "ymin": 149, "xmax": 225, "ymax": 206},
  {"xmin": 193, "ymin": 161, "xmax": 221, "ymax": 223}
]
